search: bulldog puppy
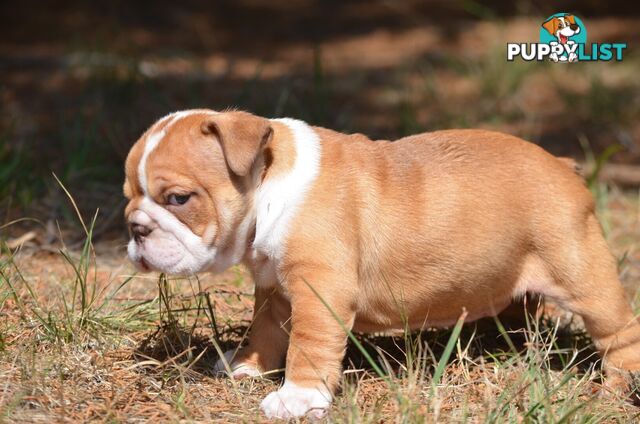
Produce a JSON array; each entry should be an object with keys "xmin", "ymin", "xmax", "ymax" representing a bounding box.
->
[{"xmin": 124, "ymin": 109, "xmax": 640, "ymax": 419}]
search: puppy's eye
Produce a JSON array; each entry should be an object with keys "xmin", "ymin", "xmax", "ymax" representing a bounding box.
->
[{"xmin": 168, "ymin": 194, "xmax": 191, "ymax": 206}]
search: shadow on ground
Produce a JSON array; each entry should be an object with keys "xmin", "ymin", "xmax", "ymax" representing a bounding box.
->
[{"xmin": 132, "ymin": 298, "xmax": 598, "ymax": 383}]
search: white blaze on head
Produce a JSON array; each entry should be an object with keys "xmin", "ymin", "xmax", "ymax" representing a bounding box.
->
[
  {"xmin": 138, "ymin": 128, "xmax": 166, "ymax": 194},
  {"xmin": 138, "ymin": 110, "xmax": 214, "ymax": 196}
]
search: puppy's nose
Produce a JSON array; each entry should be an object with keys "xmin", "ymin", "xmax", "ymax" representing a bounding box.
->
[
  {"xmin": 131, "ymin": 223, "xmax": 152, "ymax": 242},
  {"xmin": 570, "ymin": 24, "xmax": 579, "ymax": 31}
]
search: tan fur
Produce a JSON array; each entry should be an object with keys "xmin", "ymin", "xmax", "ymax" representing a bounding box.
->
[
  {"xmin": 124, "ymin": 111, "xmax": 640, "ymax": 401},
  {"xmin": 263, "ymin": 121, "xmax": 296, "ymax": 179},
  {"xmin": 201, "ymin": 111, "xmax": 273, "ymax": 176}
]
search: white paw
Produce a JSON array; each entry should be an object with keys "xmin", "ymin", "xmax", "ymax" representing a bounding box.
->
[
  {"xmin": 214, "ymin": 349, "xmax": 261, "ymax": 378},
  {"xmin": 260, "ymin": 380, "xmax": 332, "ymax": 420}
]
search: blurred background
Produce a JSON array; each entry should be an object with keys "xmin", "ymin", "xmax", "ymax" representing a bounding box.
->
[{"xmin": 1, "ymin": 0, "xmax": 640, "ymax": 245}]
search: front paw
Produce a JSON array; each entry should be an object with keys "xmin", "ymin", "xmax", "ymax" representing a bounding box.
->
[
  {"xmin": 214, "ymin": 349, "xmax": 262, "ymax": 379},
  {"xmin": 260, "ymin": 380, "xmax": 332, "ymax": 419}
]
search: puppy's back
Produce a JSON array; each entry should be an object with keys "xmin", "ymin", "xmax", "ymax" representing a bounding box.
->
[
  {"xmin": 394, "ymin": 129, "xmax": 596, "ymax": 257},
  {"xmin": 396, "ymin": 129, "xmax": 591, "ymax": 208}
]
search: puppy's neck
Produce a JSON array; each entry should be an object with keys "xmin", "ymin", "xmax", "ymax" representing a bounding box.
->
[{"xmin": 247, "ymin": 118, "xmax": 322, "ymax": 260}]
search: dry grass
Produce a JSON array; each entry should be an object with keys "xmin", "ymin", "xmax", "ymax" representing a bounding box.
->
[{"xmin": 1, "ymin": 185, "xmax": 639, "ymax": 423}]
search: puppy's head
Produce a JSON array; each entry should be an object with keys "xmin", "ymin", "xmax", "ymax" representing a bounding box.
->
[
  {"xmin": 542, "ymin": 14, "xmax": 580, "ymax": 42},
  {"xmin": 123, "ymin": 110, "xmax": 272, "ymax": 275}
]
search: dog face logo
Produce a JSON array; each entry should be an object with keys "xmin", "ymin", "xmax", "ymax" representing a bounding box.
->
[
  {"xmin": 542, "ymin": 15, "xmax": 580, "ymax": 44},
  {"xmin": 540, "ymin": 13, "xmax": 587, "ymax": 62}
]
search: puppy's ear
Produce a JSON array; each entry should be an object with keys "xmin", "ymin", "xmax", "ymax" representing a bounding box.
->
[
  {"xmin": 542, "ymin": 17, "xmax": 559, "ymax": 35},
  {"xmin": 201, "ymin": 111, "xmax": 273, "ymax": 176},
  {"xmin": 565, "ymin": 14, "xmax": 576, "ymax": 25}
]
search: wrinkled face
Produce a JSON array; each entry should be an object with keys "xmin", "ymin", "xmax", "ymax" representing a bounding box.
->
[{"xmin": 123, "ymin": 110, "xmax": 260, "ymax": 275}]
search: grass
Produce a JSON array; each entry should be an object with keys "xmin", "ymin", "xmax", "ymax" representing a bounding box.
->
[{"xmin": 1, "ymin": 185, "xmax": 639, "ymax": 422}]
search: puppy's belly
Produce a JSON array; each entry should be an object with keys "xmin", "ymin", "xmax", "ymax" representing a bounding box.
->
[
  {"xmin": 352, "ymin": 293, "xmax": 514, "ymax": 333},
  {"xmin": 352, "ymin": 254, "xmax": 554, "ymax": 333}
]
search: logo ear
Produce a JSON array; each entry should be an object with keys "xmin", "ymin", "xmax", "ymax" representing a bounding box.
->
[
  {"xmin": 565, "ymin": 14, "xmax": 576, "ymax": 25},
  {"xmin": 201, "ymin": 111, "xmax": 273, "ymax": 176},
  {"xmin": 542, "ymin": 17, "xmax": 558, "ymax": 36}
]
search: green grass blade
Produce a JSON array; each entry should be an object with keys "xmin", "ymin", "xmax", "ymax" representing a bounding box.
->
[{"xmin": 431, "ymin": 310, "xmax": 467, "ymax": 393}]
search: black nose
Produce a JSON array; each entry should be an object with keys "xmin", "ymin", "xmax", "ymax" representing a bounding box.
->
[
  {"xmin": 570, "ymin": 24, "xmax": 579, "ymax": 31},
  {"xmin": 131, "ymin": 223, "xmax": 151, "ymax": 242}
]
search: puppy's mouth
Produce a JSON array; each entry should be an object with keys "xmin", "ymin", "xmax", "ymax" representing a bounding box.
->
[
  {"xmin": 127, "ymin": 237, "xmax": 159, "ymax": 273},
  {"xmin": 138, "ymin": 257, "xmax": 151, "ymax": 272},
  {"xmin": 559, "ymin": 34, "xmax": 568, "ymax": 44},
  {"xmin": 129, "ymin": 251, "xmax": 153, "ymax": 273}
]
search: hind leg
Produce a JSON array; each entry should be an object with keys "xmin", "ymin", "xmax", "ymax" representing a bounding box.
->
[
  {"xmin": 568, "ymin": 267, "xmax": 640, "ymax": 400},
  {"xmin": 540, "ymin": 215, "xmax": 640, "ymax": 395}
]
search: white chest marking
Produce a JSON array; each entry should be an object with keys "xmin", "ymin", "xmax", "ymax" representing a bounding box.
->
[{"xmin": 253, "ymin": 118, "xmax": 321, "ymax": 259}]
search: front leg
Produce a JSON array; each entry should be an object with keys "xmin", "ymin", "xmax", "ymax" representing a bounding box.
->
[
  {"xmin": 260, "ymin": 268, "xmax": 356, "ymax": 419},
  {"xmin": 214, "ymin": 286, "xmax": 290, "ymax": 378}
]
